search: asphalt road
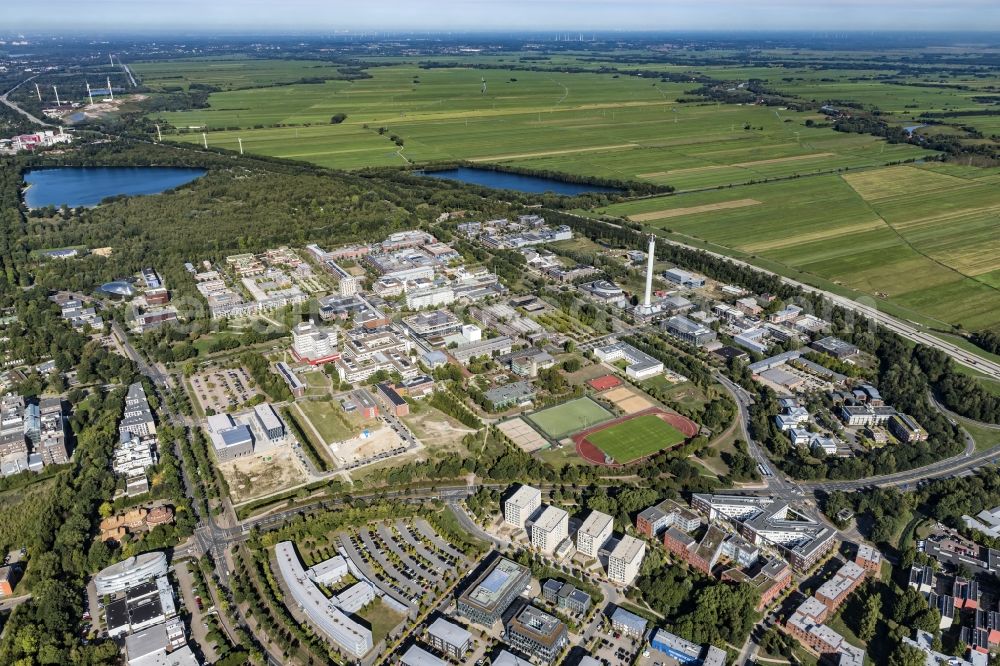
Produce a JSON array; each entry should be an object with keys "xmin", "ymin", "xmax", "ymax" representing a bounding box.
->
[{"xmin": 0, "ymin": 75, "xmax": 52, "ymax": 126}]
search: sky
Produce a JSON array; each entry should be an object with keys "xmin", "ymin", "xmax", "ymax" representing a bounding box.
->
[{"xmin": 2, "ymin": 0, "xmax": 999, "ymax": 33}]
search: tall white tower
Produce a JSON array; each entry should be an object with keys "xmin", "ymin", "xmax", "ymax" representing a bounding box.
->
[{"xmin": 643, "ymin": 235, "xmax": 655, "ymax": 308}]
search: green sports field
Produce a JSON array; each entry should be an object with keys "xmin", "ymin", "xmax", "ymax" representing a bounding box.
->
[
  {"xmin": 585, "ymin": 414, "xmax": 687, "ymax": 464},
  {"xmin": 527, "ymin": 397, "xmax": 613, "ymax": 440}
]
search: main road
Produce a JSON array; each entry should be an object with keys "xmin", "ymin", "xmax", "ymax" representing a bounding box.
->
[{"xmin": 0, "ymin": 75, "xmax": 53, "ymax": 126}]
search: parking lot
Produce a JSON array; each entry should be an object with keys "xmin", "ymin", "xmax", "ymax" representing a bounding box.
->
[
  {"xmin": 340, "ymin": 518, "xmax": 470, "ymax": 611},
  {"xmin": 589, "ymin": 626, "xmax": 643, "ymax": 666},
  {"xmin": 189, "ymin": 367, "xmax": 260, "ymax": 414}
]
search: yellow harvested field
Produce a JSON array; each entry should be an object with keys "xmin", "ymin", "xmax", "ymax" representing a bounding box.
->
[
  {"xmin": 637, "ymin": 153, "xmax": 833, "ymax": 179},
  {"xmin": 732, "ymin": 152, "xmax": 835, "ymax": 167},
  {"xmin": 628, "ymin": 198, "xmax": 761, "ymax": 221},
  {"xmin": 743, "ymin": 218, "xmax": 887, "ymax": 253},
  {"xmin": 842, "ymin": 165, "xmax": 971, "ymax": 201}
]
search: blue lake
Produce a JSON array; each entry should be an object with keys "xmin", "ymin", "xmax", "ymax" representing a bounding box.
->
[
  {"xmin": 417, "ymin": 167, "xmax": 621, "ymax": 195},
  {"xmin": 23, "ymin": 166, "xmax": 206, "ymax": 208}
]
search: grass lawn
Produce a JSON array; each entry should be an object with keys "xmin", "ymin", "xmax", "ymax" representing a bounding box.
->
[
  {"xmin": 535, "ymin": 443, "xmax": 588, "ymax": 468},
  {"xmin": 957, "ymin": 416, "xmax": 1000, "ymax": 452},
  {"xmin": 355, "ymin": 598, "xmax": 406, "ymax": 644},
  {"xmin": 586, "ymin": 414, "xmax": 686, "ymax": 463},
  {"xmin": 527, "ymin": 397, "xmax": 613, "ymax": 440},
  {"xmin": 296, "ymin": 399, "xmax": 361, "ymax": 443}
]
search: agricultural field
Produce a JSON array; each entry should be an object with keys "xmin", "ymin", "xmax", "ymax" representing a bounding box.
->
[
  {"xmin": 132, "ymin": 56, "xmax": 353, "ymax": 91},
  {"xmin": 146, "ymin": 62, "xmax": 932, "ymax": 186},
  {"xmin": 599, "ymin": 163, "xmax": 1000, "ymax": 331},
  {"xmin": 526, "ymin": 397, "xmax": 613, "ymax": 440},
  {"xmin": 585, "ymin": 414, "xmax": 687, "ymax": 464}
]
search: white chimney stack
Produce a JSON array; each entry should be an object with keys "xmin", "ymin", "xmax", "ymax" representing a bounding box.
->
[{"xmin": 643, "ymin": 235, "xmax": 655, "ymax": 308}]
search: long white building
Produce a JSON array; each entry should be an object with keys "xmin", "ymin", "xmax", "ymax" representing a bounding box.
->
[
  {"xmin": 275, "ymin": 541, "xmax": 373, "ymax": 657},
  {"xmin": 94, "ymin": 551, "xmax": 169, "ymax": 595}
]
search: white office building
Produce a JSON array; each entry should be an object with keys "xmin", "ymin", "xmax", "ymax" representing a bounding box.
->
[
  {"xmin": 505, "ymin": 485, "xmax": 542, "ymax": 530},
  {"xmin": 291, "ymin": 320, "xmax": 338, "ymax": 363},
  {"xmin": 608, "ymin": 535, "xmax": 645, "ymax": 586},
  {"xmin": 532, "ymin": 505, "xmax": 569, "ymax": 555},
  {"xmin": 577, "ymin": 510, "xmax": 613, "ymax": 558}
]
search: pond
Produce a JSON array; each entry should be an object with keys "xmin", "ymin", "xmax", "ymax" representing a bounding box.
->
[
  {"xmin": 23, "ymin": 166, "xmax": 207, "ymax": 208},
  {"xmin": 416, "ymin": 167, "xmax": 621, "ymax": 195}
]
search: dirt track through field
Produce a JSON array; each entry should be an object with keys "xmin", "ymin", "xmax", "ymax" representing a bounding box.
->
[
  {"xmin": 638, "ymin": 152, "xmax": 835, "ymax": 179},
  {"xmin": 468, "ymin": 143, "xmax": 638, "ymax": 162},
  {"xmin": 628, "ymin": 198, "xmax": 761, "ymax": 221}
]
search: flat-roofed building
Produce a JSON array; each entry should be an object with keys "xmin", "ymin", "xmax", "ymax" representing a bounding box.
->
[
  {"xmin": 608, "ymin": 535, "xmax": 645, "ymax": 586},
  {"xmin": 610, "ymin": 606, "xmax": 647, "ymax": 637},
  {"xmin": 456, "ymin": 556, "xmax": 531, "ymax": 626},
  {"xmin": 505, "ymin": 484, "xmax": 542, "ymax": 530},
  {"xmin": 403, "ymin": 310, "xmax": 462, "ymax": 338},
  {"xmin": 253, "ymin": 403, "xmax": 285, "ymax": 442},
  {"xmin": 376, "ymin": 382, "xmax": 409, "ymax": 417},
  {"xmin": 426, "ymin": 617, "xmax": 471, "ymax": 658},
  {"xmin": 291, "ymin": 321, "xmax": 339, "ymax": 365},
  {"xmin": 855, "ymin": 544, "xmax": 882, "ymax": 574},
  {"xmin": 664, "ymin": 316, "xmax": 717, "ymax": 347},
  {"xmin": 306, "ymin": 555, "xmax": 348, "ymax": 586},
  {"xmin": 636, "ymin": 499, "xmax": 701, "ymax": 537},
  {"xmin": 400, "ymin": 645, "xmax": 446, "ymax": 666},
  {"xmin": 577, "ymin": 510, "xmax": 613, "ymax": 558},
  {"xmin": 593, "ymin": 341, "xmax": 664, "ymax": 380},
  {"xmin": 532, "ymin": 505, "xmax": 569, "ymax": 555},
  {"xmin": 451, "ymin": 336, "xmax": 513, "ymax": 365},
  {"xmin": 94, "ymin": 551, "xmax": 169, "ymax": 595},
  {"xmin": 274, "ymin": 542, "xmax": 373, "ymax": 657},
  {"xmin": 505, "ymin": 604, "xmax": 568, "ymax": 664}
]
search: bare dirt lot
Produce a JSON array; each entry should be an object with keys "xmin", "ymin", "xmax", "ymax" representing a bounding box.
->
[
  {"xmin": 603, "ymin": 386, "xmax": 653, "ymax": 414},
  {"xmin": 219, "ymin": 446, "xmax": 311, "ymax": 503},
  {"xmin": 402, "ymin": 407, "xmax": 476, "ymax": 453},
  {"xmin": 329, "ymin": 425, "xmax": 407, "ymax": 468}
]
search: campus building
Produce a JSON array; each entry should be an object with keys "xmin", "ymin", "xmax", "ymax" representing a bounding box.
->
[
  {"xmin": 94, "ymin": 552, "xmax": 169, "ymax": 595},
  {"xmin": 576, "ymin": 510, "xmax": 613, "ymax": 558},
  {"xmin": 505, "ymin": 605, "xmax": 568, "ymax": 664},
  {"xmin": 291, "ymin": 320, "xmax": 339, "ymax": 365},
  {"xmin": 663, "ymin": 315, "xmax": 718, "ymax": 347},
  {"xmin": 532, "ymin": 505, "xmax": 569, "ymax": 555},
  {"xmin": 505, "ymin": 485, "xmax": 542, "ymax": 530},
  {"xmin": 274, "ymin": 542, "xmax": 373, "ymax": 657},
  {"xmin": 426, "ymin": 617, "xmax": 471, "ymax": 658},
  {"xmin": 636, "ymin": 499, "xmax": 701, "ymax": 537},
  {"xmin": 691, "ymin": 494, "xmax": 836, "ymax": 570},
  {"xmin": 456, "ymin": 557, "xmax": 531, "ymax": 626},
  {"xmin": 593, "ymin": 341, "xmax": 664, "ymax": 380},
  {"xmin": 608, "ymin": 535, "xmax": 646, "ymax": 586}
]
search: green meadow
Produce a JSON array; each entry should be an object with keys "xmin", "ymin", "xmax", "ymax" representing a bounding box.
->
[{"xmin": 145, "ymin": 63, "xmax": 930, "ymax": 186}]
